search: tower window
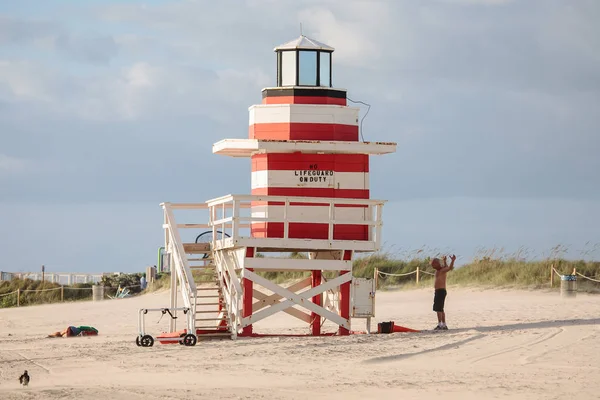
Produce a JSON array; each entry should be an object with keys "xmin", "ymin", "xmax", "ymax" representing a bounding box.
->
[
  {"xmin": 298, "ymin": 50, "xmax": 318, "ymax": 86},
  {"xmin": 280, "ymin": 51, "xmax": 296, "ymax": 86},
  {"xmin": 320, "ymin": 52, "xmax": 331, "ymax": 87}
]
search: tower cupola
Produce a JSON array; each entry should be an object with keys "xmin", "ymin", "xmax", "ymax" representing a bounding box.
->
[{"xmin": 274, "ymin": 35, "xmax": 334, "ymax": 87}]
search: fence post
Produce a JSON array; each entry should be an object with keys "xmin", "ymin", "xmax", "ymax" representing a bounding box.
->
[
  {"xmin": 61, "ymin": 285, "xmax": 64, "ymax": 302},
  {"xmin": 374, "ymin": 268, "xmax": 378, "ymax": 290},
  {"xmin": 17, "ymin": 288, "xmax": 20, "ymax": 307},
  {"xmin": 416, "ymin": 267, "xmax": 420, "ymax": 285},
  {"xmin": 550, "ymin": 264, "xmax": 554, "ymax": 288}
]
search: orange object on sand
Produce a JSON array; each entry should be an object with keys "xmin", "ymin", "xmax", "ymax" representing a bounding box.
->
[
  {"xmin": 157, "ymin": 329, "xmax": 186, "ymax": 344},
  {"xmin": 392, "ymin": 324, "xmax": 420, "ymax": 333}
]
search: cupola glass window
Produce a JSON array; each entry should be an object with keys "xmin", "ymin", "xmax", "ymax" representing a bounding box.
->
[
  {"xmin": 274, "ymin": 35, "xmax": 334, "ymax": 88},
  {"xmin": 319, "ymin": 52, "xmax": 331, "ymax": 87},
  {"xmin": 280, "ymin": 51, "xmax": 296, "ymax": 86}
]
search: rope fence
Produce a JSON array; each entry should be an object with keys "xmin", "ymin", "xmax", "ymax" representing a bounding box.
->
[
  {"xmin": 546, "ymin": 265, "xmax": 600, "ymax": 289},
  {"xmin": 0, "ymin": 284, "xmax": 143, "ymax": 307},
  {"xmin": 576, "ymin": 272, "xmax": 600, "ymax": 283},
  {"xmin": 376, "ymin": 265, "xmax": 600, "ymax": 290},
  {"xmin": 374, "ymin": 267, "xmax": 437, "ymax": 288}
]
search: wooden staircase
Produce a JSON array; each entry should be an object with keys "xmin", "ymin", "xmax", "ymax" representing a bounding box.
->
[{"xmin": 184, "ymin": 243, "xmax": 232, "ymax": 340}]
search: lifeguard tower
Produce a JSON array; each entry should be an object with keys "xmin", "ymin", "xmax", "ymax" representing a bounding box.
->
[{"xmin": 148, "ymin": 35, "xmax": 396, "ymax": 343}]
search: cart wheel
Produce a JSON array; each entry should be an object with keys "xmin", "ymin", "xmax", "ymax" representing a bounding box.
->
[
  {"xmin": 183, "ymin": 334, "xmax": 197, "ymax": 346},
  {"xmin": 140, "ymin": 334, "xmax": 154, "ymax": 347},
  {"xmin": 135, "ymin": 336, "xmax": 141, "ymax": 346},
  {"xmin": 179, "ymin": 333, "xmax": 186, "ymax": 345}
]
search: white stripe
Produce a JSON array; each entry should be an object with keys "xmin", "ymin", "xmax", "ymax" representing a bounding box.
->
[
  {"xmin": 249, "ymin": 104, "xmax": 359, "ymax": 126},
  {"xmin": 250, "ymin": 205, "xmax": 368, "ymax": 222},
  {"xmin": 251, "ymin": 170, "xmax": 369, "ymax": 190}
]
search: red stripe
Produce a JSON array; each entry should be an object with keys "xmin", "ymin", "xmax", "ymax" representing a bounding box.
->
[
  {"xmin": 251, "ymin": 187, "xmax": 369, "ymax": 199},
  {"xmin": 252, "ymin": 154, "xmax": 369, "ymax": 173},
  {"xmin": 262, "ymin": 96, "xmax": 347, "ymax": 106},
  {"xmin": 249, "ymin": 123, "xmax": 358, "ymax": 142},
  {"xmin": 251, "ymin": 200, "xmax": 368, "ymax": 208},
  {"xmin": 250, "ymin": 223, "xmax": 368, "ymax": 241}
]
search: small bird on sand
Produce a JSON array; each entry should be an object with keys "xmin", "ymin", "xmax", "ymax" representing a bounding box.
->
[{"xmin": 19, "ymin": 370, "xmax": 30, "ymax": 387}]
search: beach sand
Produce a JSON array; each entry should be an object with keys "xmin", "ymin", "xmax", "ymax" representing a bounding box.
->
[{"xmin": 1, "ymin": 286, "xmax": 598, "ymax": 399}]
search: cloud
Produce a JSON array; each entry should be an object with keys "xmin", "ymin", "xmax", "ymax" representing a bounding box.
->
[
  {"xmin": 0, "ymin": 0, "xmax": 599, "ymax": 272},
  {"xmin": 0, "ymin": 154, "xmax": 31, "ymax": 176},
  {"xmin": 53, "ymin": 32, "xmax": 118, "ymax": 65},
  {"xmin": 1, "ymin": 0, "xmax": 599, "ymax": 203},
  {"xmin": 0, "ymin": 15, "xmax": 59, "ymax": 45},
  {"xmin": 297, "ymin": 3, "xmax": 390, "ymax": 67},
  {"xmin": 433, "ymin": 0, "xmax": 515, "ymax": 5},
  {"xmin": 0, "ymin": 59, "xmax": 268, "ymax": 123},
  {"xmin": 0, "ymin": 15, "xmax": 118, "ymax": 64}
]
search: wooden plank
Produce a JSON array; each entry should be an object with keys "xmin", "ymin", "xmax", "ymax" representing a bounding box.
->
[
  {"xmin": 252, "ymin": 278, "xmax": 311, "ymax": 313},
  {"xmin": 253, "ymin": 288, "xmax": 311, "ymax": 323},
  {"xmin": 225, "ymin": 238, "xmax": 377, "ymax": 252},
  {"xmin": 177, "ymin": 223, "xmax": 251, "ymax": 229},
  {"xmin": 245, "ymin": 258, "xmax": 351, "ymax": 271},
  {"xmin": 183, "ymin": 243, "xmax": 211, "ymax": 253},
  {"xmin": 242, "ymin": 271, "xmax": 351, "ymax": 328}
]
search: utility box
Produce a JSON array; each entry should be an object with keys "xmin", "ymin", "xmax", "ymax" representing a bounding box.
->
[
  {"xmin": 146, "ymin": 266, "xmax": 157, "ymax": 283},
  {"xmin": 351, "ymin": 277, "xmax": 375, "ymax": 333}
]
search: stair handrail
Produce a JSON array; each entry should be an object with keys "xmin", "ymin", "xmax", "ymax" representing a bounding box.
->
[
  {"xmin": 213, "ymin": 250, "xmax": 242, "ymax": 339},
  {"xmin": 162, "ymin": 204, "xmax": 197, "ymax": 315}
]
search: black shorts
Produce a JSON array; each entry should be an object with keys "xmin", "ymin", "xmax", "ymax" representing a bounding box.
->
[{"xmin": 433, "ymin": 289, "xmax": 447, "ymax": 312}]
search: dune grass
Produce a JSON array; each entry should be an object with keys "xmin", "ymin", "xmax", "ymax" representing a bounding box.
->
[
  {"xmin": 368, "ymin": 251, "xmax": 600, "ymax": 293},
  {"xmin": 4, "ymin": 246, "xmax": 598, "ymax": 309},
  {"xmin": 0, "ymin": 279, "xmax": 95, "ymax": 308}
]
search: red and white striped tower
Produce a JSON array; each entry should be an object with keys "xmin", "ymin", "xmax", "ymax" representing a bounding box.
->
[
  {"xmin": 213, "ymin": 35, "xmax": 396, "ymax": 336},
  {"xmin": 251, "ymin": 36, "xmax": 368, "ymax": 242}
]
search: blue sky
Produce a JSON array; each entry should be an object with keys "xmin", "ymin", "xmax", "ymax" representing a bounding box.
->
[{"xmin": 1, "ymin": 0, "xmax": 598, "ymax": 273}]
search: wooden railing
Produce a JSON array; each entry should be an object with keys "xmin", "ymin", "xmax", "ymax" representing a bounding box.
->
[
  {"xmin": 162, "ymin": 203, "xmax": 197, "ymax": 333},
  {"xmin": 206, "ymin": 194, "xmax": 385, "ymax": 251}
]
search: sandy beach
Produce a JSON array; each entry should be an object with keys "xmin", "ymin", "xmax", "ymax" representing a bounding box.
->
[{"xmin": 1, "ymin": 286, "xmax": 598, "ymax": 400}]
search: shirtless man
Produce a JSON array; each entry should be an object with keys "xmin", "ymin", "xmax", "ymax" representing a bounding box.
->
[{"xmin": 431, "ymin": 254, "xmax": 456, "ymax": 330}]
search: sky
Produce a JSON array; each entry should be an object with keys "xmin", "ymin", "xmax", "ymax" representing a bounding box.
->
[{"xmin": 0, "ymin": 0, "xmax": 598, "ymax": 273}]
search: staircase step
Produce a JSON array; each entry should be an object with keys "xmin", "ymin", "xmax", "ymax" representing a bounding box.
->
[
  {"xmin": 196, "ymin": 317, "xmax": 227, "ymax": 321},
  {"xmin": 196, "ymin": 332, "xmax": 232, "ymax": 338},
  {"xmin": 195, "ymin": 310, "xmax": 222, "ymax": 314},
  {"xmin": 195, "ymin": 302, "xmax": 222, "ymax": 306},
  {"xmin": 196, "ymin": 287, "xmax": 221, "ymax": 291},
  {"xmin": 196, "ymin": 295, "xmax": 222, "ymax": 298},
  {"xmin": 183, "ymin": 243, "xmax": 211, "ymax": 254},
  {"xmin": 197, "ymin": 326, "xmax": 230, "ymax": 330}
]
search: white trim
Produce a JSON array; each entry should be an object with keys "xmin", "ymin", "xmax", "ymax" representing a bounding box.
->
[
  {"xmin": 223, "ymin": 238, "xmax": 378, "ymax": 252},
  {"xmin": 251, "ymin": 170, "xmax": 368, "ymax": 190},
  {"xmin": 249, "ymin": 104, "xmax": 359, "ymax": 126},
  {"xmin": 242, "ymin": 270, "xmax": 351, "ymax": 329},
  {"xmin": 244, "ymin": 258, "xmax": 352, "ymax": 271},
  {"xmin": 213, "ymin": 139, "xmax": 397, "ymax": 157},
  {"xmin": 252, "ymin": 278, "xmax": 311, "ymax": 313},
  {"xmin": 253, "ymin": 288, "xmax": 311, "ymax": 323}
]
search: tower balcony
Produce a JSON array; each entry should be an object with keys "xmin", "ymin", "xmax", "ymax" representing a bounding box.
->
[{"xmin": 164, "ymin": 194, "xmax": 385, "ymax": 254}]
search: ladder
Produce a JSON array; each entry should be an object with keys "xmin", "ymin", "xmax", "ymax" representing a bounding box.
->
[{"xmin": 185, "ymin": 249, "xmax": 233, "ymax": 339}]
